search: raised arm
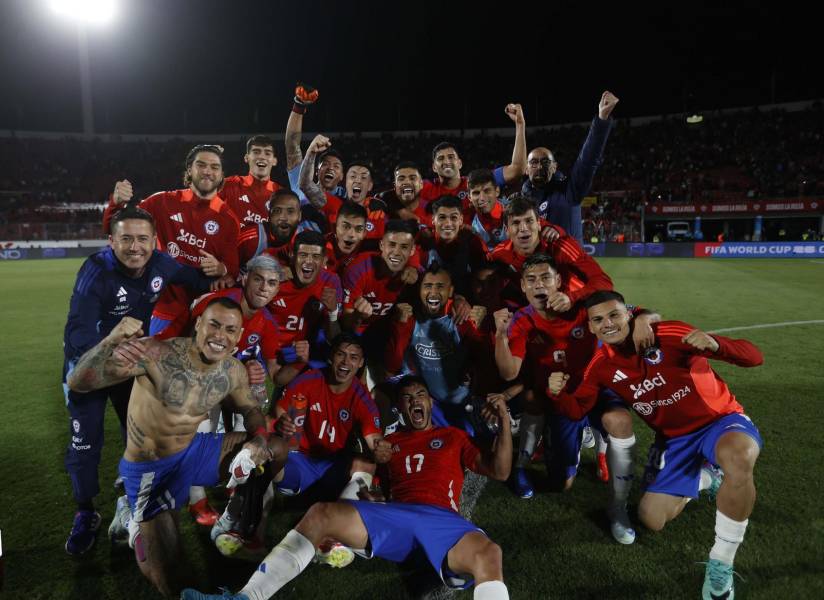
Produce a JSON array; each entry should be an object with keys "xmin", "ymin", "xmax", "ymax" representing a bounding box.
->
[
  {"xmin": 683, "ymin": 330, "xmax": 764, "ymax": 367},
  {"xmin": 500, "ymin": 103, "xmax": 527, "ymax": 184},
  {"xmin": 67, "ymin": 316, "xmax": 153, "ymax": 393},
  {"xmin": 285, "ymin": 83, "xmax": 319, "ymax": 171},
  {"xmin": 472, "ymin": 394, "xmax": 512, "ymax": 480},
  {"xmin": 298, "ymin": 135, "xmax": 333, "ymax": 210},
  {"xmin": 566, "ymin": 91, "xmax": 617, "ymax": 201},
  {"xmin": 493, "ymin": 308, "xmax": 522, "ymax": 381}
]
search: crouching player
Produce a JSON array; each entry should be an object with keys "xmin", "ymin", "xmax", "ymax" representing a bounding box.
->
[
  {"xmin": 548, "ymin": 290, "xmax": 764, "ymax": 600},
  {"xmin": 182, "ymin": 375, "xmax": 513, "ymax": 600}
]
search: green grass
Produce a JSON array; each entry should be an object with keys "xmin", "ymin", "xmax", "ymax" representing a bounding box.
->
[{"xmin": 1, "ymin": 258, "xmax": 823, "ymax": 599}]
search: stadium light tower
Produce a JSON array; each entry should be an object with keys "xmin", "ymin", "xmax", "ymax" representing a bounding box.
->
[{"xmin": 48, "ymin": 0, "xmax": 118, "ymax": 136}]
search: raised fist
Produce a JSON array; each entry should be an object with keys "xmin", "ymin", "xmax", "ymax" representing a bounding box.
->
[
  {"xmin": 320, "ymin": 286, "xmax": 338, "ymax": 312},
  {"xmin": 107, "ymin": 316, "xmax": 144, "ymax": 344},
  {"xmin": 504, "ymin": 103, "xmax": 525, "ymax": 126},
  {"xmin": 112, "ymin": 179, "xmax": 133, "ymax": 205},
  {"xmin": 308, "ymin": 134, "xmax": 332, "ymax": 155},
  {"xmin": 395, "ymin": 302, "xmax": 413, "ymax": 323},
  {"xmin": 295, "ymin": 82, "xmax": 319, "ymax": 105},
  {"xmin": 468, "ymin": 305, "xmax": 487, "ymax": 328},
  {"xmin": 598, "ymin": 91, "xmax": 619, "ymax": 120},
  {"xmin": 493, "ymin": 308, "xmax": 512, "ymax": 336},
  {"xmin": 681, "ymin": 329, "xmax": 719, "ymax": 353},
  {"xmin": 547, "ymin": 372, "xmax": 570, "ymax": 395},
  {"xmin": 353, "ymin": 297, "xmax": 373, "ymax": 318}
]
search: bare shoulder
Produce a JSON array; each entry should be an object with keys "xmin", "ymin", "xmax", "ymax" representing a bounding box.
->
[{"xmin": 223, "ymin": 356, "xmax": 247, "ymax": 387}]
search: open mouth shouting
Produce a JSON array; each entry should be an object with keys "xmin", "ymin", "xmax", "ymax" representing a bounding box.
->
[
  {"xmin": 398, "ymin": 185, "xmax": 416, "ymax": 202},
  {"xmin": 408, "ymin": 402, "xmax": 428, "ymax": 428}
]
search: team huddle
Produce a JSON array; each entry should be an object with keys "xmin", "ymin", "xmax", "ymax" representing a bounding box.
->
[{"xmin": 62, "ymin": 86, "xmax": 763, "ymax": 600}]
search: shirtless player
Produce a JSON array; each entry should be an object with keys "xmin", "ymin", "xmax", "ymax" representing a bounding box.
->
[{"xmin": 67, "ymin": 297, "xmax": 287, "ymax": 597}]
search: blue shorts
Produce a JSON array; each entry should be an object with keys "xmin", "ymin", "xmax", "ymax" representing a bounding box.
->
[
  {"xmin": 547, "ymin": 388, "xmax": 625, "ymax": 481},
  {"xmin": 276, "ymin": 451, "xmax": 350, "ymax": 496},
  {"xmin": 347, "ymin": 501, "xmax": 484, "ymax": 589},
  {"xmin": 119, "ymin": 432, "xmax": 223, "ymax": 522},
  {"xmin": 643, "ymin": 413, "xmax": 763, "ymax": 498}
]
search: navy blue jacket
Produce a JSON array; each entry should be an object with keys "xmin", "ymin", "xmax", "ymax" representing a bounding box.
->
[
  {"xmin": 522, "ymin": 116, "xmax": 613, "ymax": 241},
  {"xmin": 63, "ymin": 247, "xmax": 212, "ymax": 361}
]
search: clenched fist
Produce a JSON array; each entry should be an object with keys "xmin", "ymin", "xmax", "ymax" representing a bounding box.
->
[{"xmin": 112, "ymin": 180, "xmax": 134, "ymax": 205}]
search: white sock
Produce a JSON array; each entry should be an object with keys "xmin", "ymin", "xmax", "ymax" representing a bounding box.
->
[
  {"xmin": 474, "ymin": 580, "xmax": 509, "ymax": 600},
  {"xmin": 241, "ymin": 529, "xmax": 315, "ymax": 600},
  {"xmin": 699, "ymin": 468, "xmax": 713, "ymax": 491},
  {"xmin": 189, "ymin": 485, "xmax": 206, "ymax": 504},
  {"xmin": 709, "ymin": 510, "xmax": 748, "ymax": 565},
  {"xmin": 339, "ymin": 472, "xmax": 373, "ymax": 501},
  {"xmin": 516, "ymin": 414, "xmax": 544, "ymax": 468},
  {"xmin": 607, "ymin": 435, "xmax": 635, "ymax": 510},
  {"xmin": 594, "ymin": 428, "xmax": 608, "ymax": 454}
]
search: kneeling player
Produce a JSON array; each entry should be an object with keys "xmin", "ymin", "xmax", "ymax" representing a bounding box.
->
[
  {"xmin": 548, "ymin": 290, "xmax": 764, "ymax": 599},
  {"xmin": 183, "ymin": 375, "xmax": 512, "ymax": 600}
]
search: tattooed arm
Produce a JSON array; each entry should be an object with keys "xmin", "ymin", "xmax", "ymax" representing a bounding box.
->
[
  {"xmin": 298, "ymin": 135, "xmax": 333, "ymax": 210},
  {"xmin": 67, "ymin": 316, "xmax": 153, "ymax": 393}
]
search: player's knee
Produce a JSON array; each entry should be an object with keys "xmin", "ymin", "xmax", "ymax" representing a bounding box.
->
[
  {"xmin": 601, "ymin": 410, "xmax": 633, "ymax": 438},
  {"xmin": 637, "ymin": 503, "xmax": 666, "ymax": 532},
  {"xmin": 302, "ymin": 501, "xmax": 334, "ymax": 529},
  {"xmin": 474, "ymin": 540, "xmax": 503, "ymax": 573},
  {"xmin": 717, "ymin": 439, "xmax": 759, "ymax": 478}
]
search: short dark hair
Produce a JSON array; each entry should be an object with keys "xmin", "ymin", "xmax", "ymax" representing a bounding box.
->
[
  {"xmin": 522, "ymin": 253, "xmax": 558, "ymax": 273},
  {"xmin": 467, "ymin": 168, "xmax": 496, "ymax": 189},
  {"xmin": 584, "ymin": 290, "xmax": 626, "ymax": 309},
  {"xmin": 268, "ymin": 189, "xmax": 300, "ymax": 213},
  {"xmin": 384, "ymin": 219, "xmax": 418, "ymax": 237},
  {"xmin": 319, "ymin": 148, "xmax": 343, "ymax": 166},
  {"xmin": 330, "ymin": 332, "xmax": 364, "ymax": 355},
  {"xmin": 432, "ymin": 142, "xmax": 459, "ymax": 161},
  {"xmin": 346, "ymin": 162, "xmax": 372, "ymax": 177},
  {"xmin": 395, "ymin": 374, "xmax": 429, "ymax": 401},
  {"xmin": 183, "ymin": 144, "xmax": 224, "ymax": 186},
  {"xmin": 293, "ymin": 230, "xmax": 326, "ymax": 253},
  {"xmin": 246, "ymin": 135, "xmax": 275, "ymax": 153},
  {"xmin": 504, "ymin": 193, "xmax": 538, "ymax": 224},
  {"xmin": 337, "ymin": 201, "xmax": 368, "ymax": 222},
  {"xmin": 204, "ymin": 296, "xmax": 243, "ymax": 317},
  {"xmin": 422, "ymin": 262, "xmax": 452, "ymax": 282},
  {"xmin": 430, "ymin": 195, "xmax": 463, "ymax": 213},
  {"xmin": 110, "ymin": 206, "xmax": 155, "ymax": 235},
  {"xmin": 394, "ymin": 161, "xmax": 420, "ymax": 176}
]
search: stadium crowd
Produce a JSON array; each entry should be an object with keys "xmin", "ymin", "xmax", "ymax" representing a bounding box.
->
[
  {"xmin": 58, "ymin": 86, "xmax": 767, "ymax": 600},
  {"xmin": 2, "ymin": 101, "xmax": 823, "ymax": 243}
]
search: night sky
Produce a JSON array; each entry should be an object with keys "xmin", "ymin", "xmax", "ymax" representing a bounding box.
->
[{"xmin": 0, "ymin": 1, "xmax": 818, "ymax": 134}]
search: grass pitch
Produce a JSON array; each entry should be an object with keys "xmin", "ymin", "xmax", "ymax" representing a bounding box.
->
[{"xmin": 0, "ymin": 257, "xmax": 823, "ymax": 599}]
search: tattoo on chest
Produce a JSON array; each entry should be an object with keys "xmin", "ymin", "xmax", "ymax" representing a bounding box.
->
[{"xmin": 154, "ymin": 339, "xmax": 233, "ymax": 412}]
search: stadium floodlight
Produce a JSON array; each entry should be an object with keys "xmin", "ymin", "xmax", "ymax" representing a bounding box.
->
[
  {"xmin": 49, "ymin": 0, "xmax": 117, "ymax": 25},
  {"xmin": 686, "ymin": 114, "xmax": 704, "ymax": 124}
]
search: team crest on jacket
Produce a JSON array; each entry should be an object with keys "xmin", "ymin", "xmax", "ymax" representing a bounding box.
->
[
  {"xmin": 205, "ymin": 220, "xmax": 220, "ymax": 235},
  {"xmin": 571, "ymin": 326, "xmax": 585, "ymax": 339},
  {"xmin": 429, "ymin": 438, "xmax": 444, "ymax": 450},
  {"xmin": 373, "ymin": 417, "xmax": 380, "ymax": 429},
  {"xmin": 643, "ymin": 347, "xmax": 664, "ymax": 365},
  {"xmin": 339, "ymin": 409, "xmax": 351, "ymax": 422},
  {"xmin": 150, "ymin": 276, "xmax": 164, "ymax": 292},
  {"xmin": 247, "ymin": 333, "xmax": 260, "ymax": 345}
]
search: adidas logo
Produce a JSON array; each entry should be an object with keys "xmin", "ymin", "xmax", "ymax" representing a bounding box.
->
[
  {"xmin": 240, "ymin": 194, "xmax": 250, "ymax": 203},
  {"xmin": 273, "ymin": 298, "xmax": 287, "ymax": 308},
  {"xmin": 612, "ymin": 370, "xmax": 628, "ymax": 383},
  {"xmin": 364, "ymin": 291, "xmax": 376, "ymax": 298},
  {"xmin": 116, "ymin": 286, "xmax": 128, "ymax": 297},
  {"xmin": 310, "ymin": 403, "xmax": 322, "ymax": 412},
  {"xmin": 169, "ymin": 213, "xmax": 183, "ymax": 223}
]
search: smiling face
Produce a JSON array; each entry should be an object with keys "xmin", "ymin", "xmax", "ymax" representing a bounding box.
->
[
  {"xmin": 243, "ymin": 268, "xmax": 280, "ymax": 310},
  {"xmin": 521, "ymin": 262, "xmax": 560, "ymax": 312},
  {"xmin": 432, "ymin": 147, "xmax": 462, "ymax": 181},
  {"xmin": 432, "ymin": 206, "xmax": 463, "ymax": 242},
  {"xmin": 245, "ymin": 144, "xmax": 277, "ymax": 180},
  {"xmin": 193, "ymin": 303, "xmax": 243, "ymax": 364},
  {"xmin": 268, "ymin": 195, "xmax": 301, "ymax": 244},
  {"xmin": 419, "ymin": 270, "xmax": 453, "ymax": 316},
  {"xmin": 380, "ymin": 231, "xmax": 415, "ymax": 273},
  {"xmin": 345, "ymin": 165, "xmax": 373, "ymax": 205},
  {"xmin": 587, "ymin": 299, "xmax": 631, "ymax": 345},
  {"xmin": 188, "ymin": 151, "xmax": 224, "ymax": 198},
  {"xmin": 329, "ymin": 342, "xmax": 365, "ymax": 386},
  {"xmin": 507, "ymin": 208, "xmax": 541, "ymax": 255},
  {"xmin": 292, "ymin": 243, "xmax": 325, "ymax": 286},
  {"xmin": 109, "ymin": 218, "xmax": 156, "ymax": 276},
  {"xmin": 318, "ymin": 154, "xmax": 344, "ymax": 191},
  {"xmin": 398, "ymin": 381, "xmax": 433, "ymax": 430},
  {"xmin": 335, "ymin": 214, "xmax": 366, "ymax": 254},
  {"xmin": 468, "ymin": 182, "xmax": 499, "ymax": 214},
  {"xmin": 394, "ymin": 167, "xmax": 423, "ymax": 206}
]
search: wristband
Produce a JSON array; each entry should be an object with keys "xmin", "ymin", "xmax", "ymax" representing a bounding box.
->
[
  {"xmin": 292, "ymin": 100, "xmax": 307, "ymax": 115},
  {"xmin": 253, "ymin": 426, "xmax": 267, "ymax": 439}
]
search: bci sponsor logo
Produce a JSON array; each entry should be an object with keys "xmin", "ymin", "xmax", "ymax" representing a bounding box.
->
[
  {"xmin": 629, "ymin": 372, "xmax": 666, "ymax": 399},
  {"xmin": 176, "ymin": 228, "xmax": 207, "ymax": 248}
]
